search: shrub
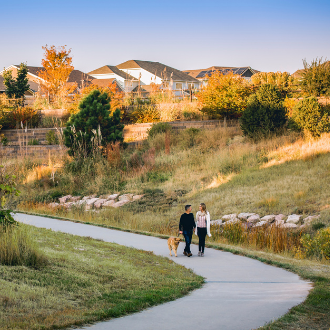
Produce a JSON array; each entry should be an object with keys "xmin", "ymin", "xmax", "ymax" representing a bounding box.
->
[
  {"xmin": 27, "ymin": 138, "xmax": 39, "ymax": 145},
  {"xmin": 240, "ymin": 84, "xmax": 287, "ymax": 139},
  {"xmin": 129, "ymin": 104, "xmax": 160, "ymax": 123},
  {"xmin": 291, "ymin": 97, "xmax": 330, "ymax": 137},
  {"xmin": 299, "ymin": 58, "xmax": 330, "ymax": 97},
  {"xmin": 0, "ymin": 225, "xmax": 48, "ymax": 267},
  {"xmin": 0, "ymin": 107, "xmax": 41, "ymax": 129},
  {"xmin": 148, "ymin": 122, "xmax": 172, "ymax": 138},
  {"xmin": 46, "ymin": 130, "xmax": 59, "ymax": 145},
  {"xmin": 198, "ymin": 71, "xmax": 251, "ymax": 119},
  {"xmin": 301, "ymin": 227, "xmax": 330, "ymax": 260},
  {"xmin": 63, "ymin": 90, "xmax": 124, "ymax": 157}
]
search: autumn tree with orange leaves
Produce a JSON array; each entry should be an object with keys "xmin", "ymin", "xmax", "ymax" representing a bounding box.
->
[
  {"xmin": 38, "ymin": 45, "xmax": 75, "ymax": 99},
  {"xmin": 67, "ymin": 82, "xmax": 124, "ymax": 115}
]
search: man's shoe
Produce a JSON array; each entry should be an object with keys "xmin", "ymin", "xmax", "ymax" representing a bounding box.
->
[
  {"xmin": 183, "ymin": 251, "xmax": 187, "ymax": 256},
  {"xmin": 201, "ymin": 253, "xmax": 204, "ymax": 257},
  {"xmin": 187, "ymin": 253, "xmax": 192, "ymax": 257},
  {"xmin": 198, "ymin": 251, "xmax": 201, "ymax": 257}
]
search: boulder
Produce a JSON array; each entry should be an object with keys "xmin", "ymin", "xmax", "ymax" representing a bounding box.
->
[
  {"xmin": 112, "ymin": 200, "xmax": 130, "ymax": 208},
  {"xmin": 118, "ymin": 194, "xmax": 134, "ymax": 201},
  {"xmin": 286, "ymin": 214, "xmax": 302, "ymax": 224},
  {"xmin": 238, "ymin": 213, "xmax": 256, "ymax": 220},
  {"xmin": 254, "ymin": 220, "xmax": 268, "ymax": 227},
  {"xmin": 247, "ymin": 214, "xmax": 260, "ymax": 223},
  {"xmin": 85, "ymin": 198, "xmax": 100, "ymax": 210},
  {"xmin": 222, "ymin": 214, "xmax": 237, "ymax": 222},
  {"xmin": 63, "ymin": 202, "xmax": 73, "ymax": 209},
  {"xmin": 275, "ymin": 214, "xmax": 286, "ymax": 221},
  {"xmin": 225, "ymin": 218, "xmax": 240, "ymax": 225},
  {"xmin": 82, "ymin": 195, "xmax": 96, "ymax": 201},
  {"xmin": 59, "ymin": 195, "xmax": 72, "ymax": 204},
  {"xmin": 94, "ymin": 199, "xmax": 107, "ymax": 209},
  {"xmin": 210, "ymin": 219, "xmax": 223, "ymax": 226},
  {"xmin": 133, "ymin": 194, "xmax": 144, "ymax": 201},
  {"xmin": 103, "ymin": 200, "xmax": 115, "ymax": 207},
  {"xmin": 274, "ymin": 219, "xmax": 285, "ymax": 227},
  {"xmin": 49, "ymin": 202, "xmax": 59, "ymax": 208},
  {"xmin": 260, "ymin": 215, "xmax": 276, "ymax": 223},
  {"xmin": 106, "ymin": 194, "xmax": 119, "ymax": 200},
  {"xmin": 282, "ymin": 223, "xmax": 298, "ymax": 228},
  {"xmin": 303, "ymin": 215, "xmax": 320, "ymax": 225},
  {"xmin": 71, "ymin": 196, "xmax": 81, "ymax": 202}
]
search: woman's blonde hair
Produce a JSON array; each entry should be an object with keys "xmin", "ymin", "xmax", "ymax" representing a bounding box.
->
[{"xmin": 200, "ymin": 203, "xmax": 206, "ymax": 212}]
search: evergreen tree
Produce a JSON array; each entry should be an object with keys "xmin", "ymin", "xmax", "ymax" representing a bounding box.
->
[
  {"xmin": 2, "ymin": 63, "xmax": 30, "ymax": 105},
  {"xmin": 240, "ymin": 84, "xmax": 287, "ymax": 139},
  {"xmin": 63, "ymin": 89, "xmax": 124, "ymax": 157}
]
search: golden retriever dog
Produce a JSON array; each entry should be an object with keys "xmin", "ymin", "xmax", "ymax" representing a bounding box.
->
[{"xmin": 167, "ymin": 237, "xmax": 181, "ymax": 257}]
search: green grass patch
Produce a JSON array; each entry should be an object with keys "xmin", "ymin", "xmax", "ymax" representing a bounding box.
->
[{"xmin": 0, "ymin": 225, "xmax": 203, "ymax": 330}]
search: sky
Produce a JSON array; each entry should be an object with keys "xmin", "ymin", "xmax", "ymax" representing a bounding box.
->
[{"xmin": 1, "ymin": 0, "xmax": 330, "ymax": 74}]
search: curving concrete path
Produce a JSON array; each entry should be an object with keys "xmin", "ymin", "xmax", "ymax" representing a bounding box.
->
[{"xmin": 14, "ymin": 213, "xmax": 312, "ymax": 330}]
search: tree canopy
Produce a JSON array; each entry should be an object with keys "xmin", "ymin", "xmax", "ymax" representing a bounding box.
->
[
  {"xmin": 2, "ymin": 63, "xmax": 30, "ymax": 105},
  {"xmin": 38, "ymin": 45, "xmax": 74, "ymax": 98},
  {"xmin": 197, "ymin": 71, "xmax": 251, "ymax": 119},
  {"xmin": 299, "ymin": 58, "xmax": 330, "ymax": 97}
]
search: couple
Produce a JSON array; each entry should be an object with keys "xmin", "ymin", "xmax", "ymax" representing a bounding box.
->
[{"xmin": 179, "ymin": 203, "xmax": 211, "ymax": 257}]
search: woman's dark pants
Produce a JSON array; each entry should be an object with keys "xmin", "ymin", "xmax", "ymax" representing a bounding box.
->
[{"xmin": 197, "ymin": 227, "xmax": 207, "ymax": 253}]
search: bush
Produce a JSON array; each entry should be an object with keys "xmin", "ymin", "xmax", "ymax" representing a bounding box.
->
[
  {"xmin": 301, "ymin": 227, "xmax": 330, "ymax": 260},
  {"xmin": 148, "ymin": 122, "xmax": 172, "ymax": 138},
  {"xmin": 46, "ymin": 130, "xmax": 59, "ymax": 145},
  {"xmin": 0, "ymin": 225, "xmax": 48, "ymax": 267},
  {"xmin": 0, "ymin": 107, "xmax": 41, "ymax": 129},
  {"xmin": 240, "ymin": 84, "xmax": 287, "ymax": 139},
  {"xmin": 63, "ymin": 90, "xmax": 124, "ymax": 157},
  {"xmin": 27, "ymin": 138, "xmax": 39, "ymax": 145},
  {"xmin": 291, "ymin": 97, "xmax": 330, "ymax": 137}
]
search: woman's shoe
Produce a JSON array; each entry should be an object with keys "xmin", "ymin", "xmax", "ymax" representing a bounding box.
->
[
  {"xmin": 201, "ymin": 253, "xmax": 204, "ymax": 257},
  {"xmin": 198, "ymin": 251, "xmax": 201, "ymax": 256}
]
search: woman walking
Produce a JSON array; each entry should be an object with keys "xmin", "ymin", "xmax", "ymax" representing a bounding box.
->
[{"xmin": 195, "ymin": 203, "xmax": 211, "ymax": 257}]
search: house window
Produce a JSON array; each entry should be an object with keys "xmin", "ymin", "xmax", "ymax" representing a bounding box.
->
[
  {"xmin": 176, "ymin": 83, "xmax": 183, "ymax": 90},
  {"xmin": 188, "ymin": 83, "xmax": 195, "ymax": 90}
]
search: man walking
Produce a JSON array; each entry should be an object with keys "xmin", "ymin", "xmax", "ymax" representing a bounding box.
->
[{"xmin": 179, "ymin": 205, "xmax": 196, "ymax": 257}]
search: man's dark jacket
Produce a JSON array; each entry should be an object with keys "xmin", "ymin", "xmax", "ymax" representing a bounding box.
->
[{"xmin": 179, "ymin": 213, "xmax": 195, "ymax": 231}]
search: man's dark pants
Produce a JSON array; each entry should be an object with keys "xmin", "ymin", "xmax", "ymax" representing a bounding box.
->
[{"xmin": 183, "ymin": 230, "xmax": 193, "ymax": 254}]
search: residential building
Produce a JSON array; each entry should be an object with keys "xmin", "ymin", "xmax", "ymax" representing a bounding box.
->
[
  {"xmin": 184, "ymin": 66, "xmax": 258, "ymax": 86},
  {"xmin": 89, "ymin": 60, "xmax": 201, "ymax": 95}
]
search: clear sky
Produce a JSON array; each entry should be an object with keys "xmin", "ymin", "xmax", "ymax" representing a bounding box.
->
[{"xmin": 1, "ymin": 0, "xmax": 329, "ymax": 74}]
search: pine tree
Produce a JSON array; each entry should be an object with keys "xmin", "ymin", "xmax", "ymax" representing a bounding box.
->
[
  {"xmin": 2, "ymin": 63, "xmax": 30, "ymax": 105},
  {"xmin": 63, "ymin": 89, "xmax": 124, "ymax": 157}
]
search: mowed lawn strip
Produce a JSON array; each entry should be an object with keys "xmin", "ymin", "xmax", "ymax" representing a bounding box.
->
[{"xmin": 0, "ymin": 225, "xmax": 203, "ymax": 330}]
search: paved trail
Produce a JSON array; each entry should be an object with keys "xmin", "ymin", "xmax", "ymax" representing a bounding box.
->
[{"xmin": 14, "ymin": 213, "xmax": 311, "ymax": 330}]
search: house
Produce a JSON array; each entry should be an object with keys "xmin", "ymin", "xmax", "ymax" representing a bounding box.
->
[
  {"xmin": 184, "ymin": 66, "xmax": 258, "ymax": 86},
  {"xmin": 89, "ymin": 60, "xmax": 201, "ymax": 95},
  {"xmin": 0, "ymin": 65, "xmax": 94, "ymax": 94},
  {"xmin": 88, "ymin": 65, "xmax": 138, "ymax": 92}
]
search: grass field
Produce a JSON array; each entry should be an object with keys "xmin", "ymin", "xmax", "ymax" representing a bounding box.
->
[
  {"xmin": 0, "ymin": 225, "xmax": 203, "ymax": 330},
  {"xmin": 7, "ymin": 126, "xmax": 330, "ymax": 329}
]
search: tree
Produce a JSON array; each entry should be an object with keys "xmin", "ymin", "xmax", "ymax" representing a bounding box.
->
[
  {"xmin": 299, "ymin": 58, "xmax": 330, "ymax": 96},
  {"xmin": 2, "ymin": 63, "xmax": 30, "ymax": 105},
  {"xmin": 68, "ymin": 82, "xmax": 123, "ymax": 115},
  {"xmin": 63, "ymin": 90, "xmax": 124, "ymax": 157},
  {"xmin": 197, "ymin": 71, "xmax": 251, "ymax": 119},
  {"xmin": 291, "ymin": 97, "xmax": 330, "ymax": 137},
  {"xmin": 251, "ymin": 71, "xmax": 295, "ymax": 96},
  {"xmin": 240, "ymin": 84, "xmax": 287, "ymax": 139},
  {"xmin": 38, "ymin": 45, "xmax": 74, "ymax": 98}
]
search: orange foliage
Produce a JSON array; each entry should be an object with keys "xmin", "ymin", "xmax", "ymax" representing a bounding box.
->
[
  {"xmin": 69, "ymin": 82, "xmax": 124, "ymax": 114},
  {"xmin": 38, "ymin": 45, "xmax": 74, "ymax": 98}
]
